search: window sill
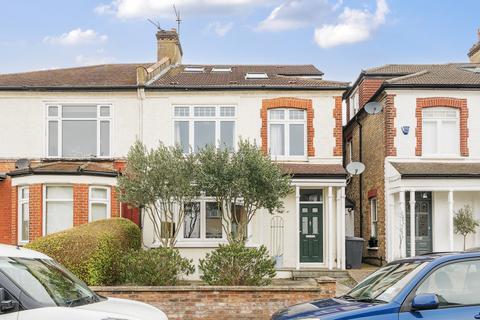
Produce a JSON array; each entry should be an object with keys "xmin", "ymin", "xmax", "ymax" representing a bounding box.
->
[
  {"xmin": 42, "ymin": 157, "xmax": 116, "ymax": 161},
  {"xmin": 271, "ymin": 156, "xmax": 308, "ymax": 162},
  {"xmin": 150, "ymin": 240, "xmax": 259, "ymax": 249},
  {"xmin": 420, "ymin": 155, "xmax": 463, "ymax": 160},
  {"xmin": 367, "ymin": 247, "xmax": 379, "ymax": 251}
]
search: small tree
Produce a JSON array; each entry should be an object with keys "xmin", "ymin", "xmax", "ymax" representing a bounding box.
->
[
  {"xmin": 118, "ymin": 141, "xmax": 199, "ymax": 248},
  {"xmin": 454, "ymin": 205, "xmax": 479, "ymax": 250},
  {"xmin": 196, "ymin": 140, "xmax": 292, "ymax": 243}
]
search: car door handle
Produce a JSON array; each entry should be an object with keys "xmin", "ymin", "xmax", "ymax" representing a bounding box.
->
[{"xmin": 474, "ymin": 313, "xmax": 480, "ymax": 319}]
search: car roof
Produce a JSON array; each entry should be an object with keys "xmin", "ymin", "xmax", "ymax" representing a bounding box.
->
[
  {"xmin": 388, "ymin": 250, "xmax": 480, "ymax": 266},
  {"xmin": 0, "ymin": 244, "xmax": 51, "ymax": 260}
]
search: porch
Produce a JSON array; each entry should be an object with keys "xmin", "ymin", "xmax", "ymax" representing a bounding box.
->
[{"xmin": 386, "ymin": 162, "xmax": 480, "ymax": 261}]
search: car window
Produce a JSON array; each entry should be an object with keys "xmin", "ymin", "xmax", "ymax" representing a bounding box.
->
[{"xmin": 416, "ymin": 259, "xmax": 480, "ymax": 307}]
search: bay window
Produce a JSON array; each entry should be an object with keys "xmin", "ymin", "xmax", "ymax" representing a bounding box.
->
[
  {"xmin": 18, "ymin": 186, "xmax": 29, "ymax": 243},
  {"xmin": 174, "ymin": 105, "xmax": 236, "ymax": 153},
  {"xmin": 268, "ymin": 109, "xmax": 306, "ymax": 157},
  {"xmin": 422, "ymin": 107, "xmax": 459, "ymax": 156},
  {"xmin": 44, "ymin": 186, "xmax": 73, "ymax": 235},
  {"xmin": 89, "ymin": 186, "xmax": 110, "ymax": 222},
  {"xmin": 47, "ymin": 104, "xmax": 112, "ymax": 158}
]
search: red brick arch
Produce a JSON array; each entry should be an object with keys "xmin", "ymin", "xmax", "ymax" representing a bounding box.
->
[
  {"xmin": 261, "ymin": 97, "xmax": 315, "ymax": 156},
  {"xmin": 415, "ymin": 97, "xmax": 469, "ymax": 156}
]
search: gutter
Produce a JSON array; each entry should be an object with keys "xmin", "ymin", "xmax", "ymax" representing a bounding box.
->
[
  {"xmin": 289, "ymin": 173, "xmax": 348, "ymax": 179},
  {"xmin": 7, "ymin": 170, "xmax": 118, "ymax": 178},
  {"xmin": 401, "ymin": 173, "xmax": 480, "ymax": 179},
  {"xmin": 145, "ymin": 85, "xmax": 349, "ymax": 91},
  {"xmin": 0, "ymin": 85, "xmax": 139, "ymax": 91}
]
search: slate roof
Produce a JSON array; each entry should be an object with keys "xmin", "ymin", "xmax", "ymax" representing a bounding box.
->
[
  {"xmin": 0, "ymin": 63, "xmax": 348, "ymax": 90},
  {"xmin": 278, "ymin": 163, "xmax": 347, "ymax": 178},
  {"xmin": 391, "ymin": 162, "xmax": 480, "ymax": 178},
  {"xmin": 8, "ymin": 161, "xmax": 119, "ymax": 177}
]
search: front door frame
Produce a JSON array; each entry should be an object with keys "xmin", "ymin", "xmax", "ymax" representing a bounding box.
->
[{"xmin": 406, "ymin": 191, "xmax": 433, "ymax": 256}]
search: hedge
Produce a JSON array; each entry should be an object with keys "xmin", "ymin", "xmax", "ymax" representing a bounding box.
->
[{"xmin": 26, "ymin": 218, "xmax": 141, "ymax": 286}]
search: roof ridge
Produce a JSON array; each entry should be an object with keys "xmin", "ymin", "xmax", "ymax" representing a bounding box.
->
[
  {"xmin": 0, "ymin": 63, "xmax": 153, "ymax": 76},
  {"xmin": 386, "ymin": 69, "xmax": 430, "ymax": 83}
]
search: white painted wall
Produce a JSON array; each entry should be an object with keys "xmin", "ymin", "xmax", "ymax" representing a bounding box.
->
[{"xmin": 388, "ymin": 89, "xmax": 480, "ymax": 159}]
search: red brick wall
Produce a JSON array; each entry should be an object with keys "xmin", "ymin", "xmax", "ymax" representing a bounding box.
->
[
  {"xmin": 359, "ymin": 78, "xmax": 384, "ymax": 108},
  {"xmin": 415, "ymin": 97, "xmax": 469, "ymax": 156},
  {"xmin": 333, "ymin": 96, "xmax": 343, "ymax": 156},
  {"xmin": 261, "ymin": 97, "xmax": 315, "ymax": 156},
  {"xmin": 93, "ymin": 282, "xmax": 336, "ymax": 320},
  {"xmin": 111, "ymin": 187, "xmax": 120, "ymax": 218},
  {"xmin": 29, "ymin": 184, "xmax": 43, "ymax": 241},
  {"xmin": 0, "ymin": 162, "xmax": 15, "ymax": 244},
  {"xmin": 73, "ymin": 184, "xmax": 89, "ymax": 226}
]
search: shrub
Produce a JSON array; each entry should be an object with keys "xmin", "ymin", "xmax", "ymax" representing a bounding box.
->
[
  {"xmin": 26, "ymin": 218, "xmax": 141, "ymax": 286},
  {"xmin": 120, "ymin": 247, "xmax": 195, "ymax": 286},
  {"xmin": 199, "ymin": 242, "xmax": 276, "ymax": 286}
]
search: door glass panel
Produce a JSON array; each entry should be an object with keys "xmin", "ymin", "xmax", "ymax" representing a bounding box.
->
[
  {"xmin": 302, "ymin": 217, "xmax": 308, "ymax": 235},
  {"xmin": 312, "ymin": 207, "xmax": 318, "ymax": 213},
  {"xmin": 302, "ymin": 207, "xmax": 308, "ymax": 213},
  {"xmin": 312, "ymin": 217, "xmax": 319, "ymax": 234},
  {"xmin": 417, "ymin": 214, "xmax": 429, "ymax": 237}
]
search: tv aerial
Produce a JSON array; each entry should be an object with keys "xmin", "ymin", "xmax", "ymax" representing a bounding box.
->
[
  {"xmin": 346, "ymin": 162, "xmax": 365, "ymax": 176},
  {"xmin": 173, "ymin": 5, "xmax": 181, "ymax": 36},
  {"xmin": 147, "ymin": 19, "xmax": 162, "ymax": 31},
  {"xmin": 364, "ymin": 102, "xmax": 383, "ymax": 115}
]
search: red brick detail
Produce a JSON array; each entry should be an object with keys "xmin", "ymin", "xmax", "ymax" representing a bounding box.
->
[
  {"xmin": 368, "ymin": 188, "xmax": 378, "ymax": 199},
  {"xmin": 29, "ymin": 184, "xmax": 43, "ymax": 241},
  {"xmin": 73, "ymin": 184, "xmax": 89, "ymax": 226},
  {"xmin": 261, "ymin": 97, "xmax": 315, "ymax": 156},
  {"xmin": 384, "ymin": 94, "xmax": 397, "ymax": 157},
  {"xmin": 10, "ymin": 185, "xmax": 18, "ymax": 245},
  {"xmin": 0, "ymin": 162, "xmax": 15, "ymax": 244},
  {"xmin": 415, "ymin": 97, "xmax": 469, "ymax": 156},
  {"xmin": 111, "ymin": 187, "xmax": 120, "ymax": 218},
  {"xmin": 333, "ymin": 96, "xmax": 343, "ymax": 156},
  {"xmin": 359, "ymin": 78, "xmax": 384, "ymax": 108}
]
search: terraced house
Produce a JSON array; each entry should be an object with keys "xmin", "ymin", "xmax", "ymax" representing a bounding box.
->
[
  {"xmin": 344, "ymin": 31, "xmax": 480, "ymax": 265},
  {"xmin": 0, "ymin": 29, "xmax": 350, "ymax": 276}
]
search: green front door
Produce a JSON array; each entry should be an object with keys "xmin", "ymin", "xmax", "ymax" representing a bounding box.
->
[{"xmin": 300, "ymin": 203, "xmax": 323, "ymax": 263}]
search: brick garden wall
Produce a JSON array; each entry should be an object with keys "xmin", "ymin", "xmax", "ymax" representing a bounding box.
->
[{"xmin": 93, "ymin": 280, "xmax": 336, "ymax": 320}]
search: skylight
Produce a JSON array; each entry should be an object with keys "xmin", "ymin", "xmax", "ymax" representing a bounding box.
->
[
  {"xmin": 245, "ymin": 72, "xmax": 269, "ymax": 79},
  {"xmin": 184, "ymin": 67, "xmax": 205, "ymax": 73},
  {"xmin": 212, "ymin": 67, "xmax": 232, "ymax": 72},
  {"xmin": 461, "ymin": 66, "xmax": 480, "ymax": 73}
]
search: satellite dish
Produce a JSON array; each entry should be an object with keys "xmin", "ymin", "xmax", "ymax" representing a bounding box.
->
[
  {"xmin": 364, "ymin": 102, "xmax": 383, "ymax": 115},
  {"xmin": 346, "ymin": 162, "xmax": 365, "ymax": 176},
  {"xmin": 15, "ymin": 158, "xmax": 30, "ymax": 170}
]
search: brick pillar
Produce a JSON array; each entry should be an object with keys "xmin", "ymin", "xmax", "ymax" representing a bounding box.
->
[
  {"xmin": 29, "ymin": 184, "xmax": 43, "ymax": 241},
  {"xmin": 111, "ymin": 187, "xmax": 120, "ymax": 218},
  {"xmin": 73, "ymin": 184, "xmax": 89, "ymax": 226},
  {"xmin": 333, "ymin": 96, "xmax": 343, "ymax": 156}
]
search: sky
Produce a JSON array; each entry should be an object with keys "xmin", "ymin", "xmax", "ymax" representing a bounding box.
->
[{"xmin": 0, "ymin": 0, "xmax": 479, "ymax": 82}]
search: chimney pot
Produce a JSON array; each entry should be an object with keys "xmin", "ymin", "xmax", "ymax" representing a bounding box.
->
[{"xmin": 156, "ymin": 29, "xmax": 182, "ymax": 64}]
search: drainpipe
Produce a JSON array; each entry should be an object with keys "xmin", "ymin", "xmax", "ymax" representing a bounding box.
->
[{"xmin": 355, "ymin": 116, "xmax": 364, "ymax": 239}]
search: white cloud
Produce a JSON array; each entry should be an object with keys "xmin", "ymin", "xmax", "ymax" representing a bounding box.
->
[
  {"xmin": 314, "ymin": 0, "xmax": 389, "ymax": 48},
  {"xmin": 257, "ymin": 0, "xmax": 340, "ymax": 32},
  {"xmin": 44, "ymin": 28, "xmax": 108, "ymax": 46},
  {"xmin": 75, "ymin": 54, "xmax": 116, "ymax": 66},
  {"xmin": 95, "ymin": 0, "xmax": 274, "ymax": 18},
  {"xmin": 206, "ymin": 22, "xmax": 234, "ymax": 37}
]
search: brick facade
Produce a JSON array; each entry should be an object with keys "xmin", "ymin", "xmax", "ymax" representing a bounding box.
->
[
  {"xmin": 29, "ymin": 184, "xmax": 43, "ymax": 241},
  {"xmin": 384, "ymin": 94, "xmax": 397, "ymax": 157},
  {"xmin": 359, "ymin": 78, "xmax": 384, "ymax": 108},
  {"xmin": 73, "ymin": 184, "xmax": 89, "ymax": 226},
  {"xmin": 333, "ymin": 96, "xmax": 343, "ymax": 156},
  {"xmin": 261, "ymin": 97, "xmax": 315, "ymax": 156},
  {"xmin": 93, "ymin": 281, "xmax": 336, "ymax": 320},
  {"xmin": 415, "ymin": 97, "xmax": 469, "ymax": 156}
]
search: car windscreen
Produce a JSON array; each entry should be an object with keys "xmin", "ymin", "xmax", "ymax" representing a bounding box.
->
[
  {"xmin": 0, "ymin": 257, "xmax": 98, "ymax": 307},
  {"xmin": 345, "ymin": 261, "xmax": 429, "ymax": 303}
]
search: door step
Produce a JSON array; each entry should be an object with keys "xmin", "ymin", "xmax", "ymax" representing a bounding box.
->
[{"xmin": 292, "ymin": 269, "xmax": 350, "ymax": 280}]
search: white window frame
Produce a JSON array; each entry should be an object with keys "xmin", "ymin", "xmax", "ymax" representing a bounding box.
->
[
  {"xmin": 42, "ymin": 185, "xmax": 74, "ymax": 236},
  {"xmin": 88, "ymin": 186, "xmax": 111, "ymax": 222},
  {"xmin": 370, "ymin": 197, "xmax": 378, "ymax": 238},
  {"xmin": 18, "ymin": 186, "xmax": 29, "ymax": 244},
  {"xmin": 422, "ymin": 107, "xmax": 460, "ymax": 157},
  {"xmin": 268, "ymin": 108, "xmax": 307, "ymax": 160},
  {"xmin": 172, "ymin": 105, "xmax": 237, "ymax": 153},
  {"xmin": 347, "ymin": 139, "xmax": 353, "ymax": 164},
  {"xmin": 350, "ymin": 90, "xmax": 359, "ymax": 118},
  {"xmin": 46, "ymin": 104, "xmax": 113, "ymax": 158}
]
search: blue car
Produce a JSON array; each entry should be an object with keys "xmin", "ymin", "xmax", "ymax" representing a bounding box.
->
[{"xmin": 272, "ymin": 251, "xmax": 480, "ymax": 320}]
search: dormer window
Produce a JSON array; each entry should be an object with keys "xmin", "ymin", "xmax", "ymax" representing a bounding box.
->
[
  {"xmin": 245, "ymin": 72, "xmax": 268, "ymax": 80},
  {"xmin": 184, "ymin": 67, "xmax": 205, "ymax": 73}
]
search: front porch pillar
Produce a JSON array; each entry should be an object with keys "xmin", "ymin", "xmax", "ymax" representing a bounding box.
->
[
  {"xmin": 336, "ymin": 188, "xmax": 342, "ymax": 269},
  {"xmin": 295, "ymin": 185, "xmax": 300, "ymax": 270},
  {"xmin": 340, "ymin": 187, "xmax": 346, "ymax": 270},
  {"xmin": 399, "ymin": 191, "xmax": 406, "ymax": 258},
  {"xmin": 448, "ymin": 190, "xmax": 454, "ymax": 251},
  {"xmin": 327, "ymin": 186, "xmax": 334, "ymax": 270},
  {"xmin": 387, "ymin": 192, "xmax": 395, "ymax": 261},
  {"xmin": 409, "ymin": 190, "xmax": 416, "ymax": 257}
]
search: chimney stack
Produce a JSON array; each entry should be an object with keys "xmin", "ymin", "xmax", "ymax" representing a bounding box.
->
[
  {"xmin": 156, "ymin": 28, "xmax": 182, "ymax": 64},
  {"xmin": 468, "ymin": 28, "xmax": 480, "ymax": 63}
]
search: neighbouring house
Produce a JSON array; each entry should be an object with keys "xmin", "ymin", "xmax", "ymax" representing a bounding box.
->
[
  {"xmin": 0, "ymin": 28, "xmax": 350, "ymax": 276},
  {"xmin": 344, "ymin": 30, "xmax": 480, "ymax": 265}
]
